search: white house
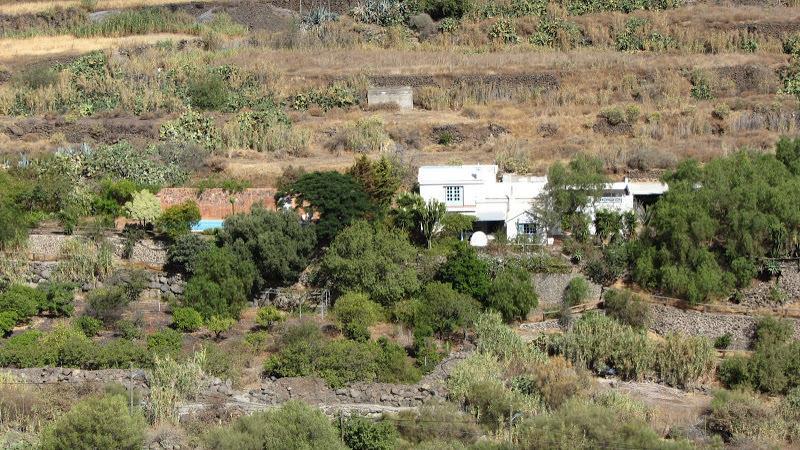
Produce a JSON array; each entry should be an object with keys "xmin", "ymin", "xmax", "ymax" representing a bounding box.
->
[{"xmin": 418, "ymin": 164, "xmax": 668, "ymax": 241}]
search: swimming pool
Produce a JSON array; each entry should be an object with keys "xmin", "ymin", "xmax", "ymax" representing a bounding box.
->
[{"xmin": 192, "ymin": 219, "xmax": 224, "ymax": 232}]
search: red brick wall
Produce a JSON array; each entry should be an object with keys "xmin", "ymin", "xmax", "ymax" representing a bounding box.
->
[{"xmin": 158, "ymin": 188, "xmax": 277, "ymax": 219}]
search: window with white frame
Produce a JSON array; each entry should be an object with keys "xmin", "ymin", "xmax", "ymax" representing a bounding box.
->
[
  {"xmin": 517, "ymin": 222, "xmax": 537, "ymax": 235},
  {"xmin": 444, "ymin": 186, "xmax": 463, "ymax": 205}
]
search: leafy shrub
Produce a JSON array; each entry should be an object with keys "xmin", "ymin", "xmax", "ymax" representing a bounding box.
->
[
  {"xmin": 563, "ymin": 276, "xmax": 590, "ymax": 307},
  {"xmin": 217, "ymin": 207, "xmax": 317, "ymax": 289},
  {"xmin": 319, "ymin": 221, "xmax": 419, "ymax": 305},
  {"xmin": 392, "ymin": 403, "xmax": 480, "ymax": 444},
  {"xmin": 207, "ymin": 315, "xmax": 236, "ymax": 338},
  {"xmin": 187, "ymin": 72, "xmax": 229, "ymax": 110},
  {"xmin": 707, "ymin": 390, "xmax": 785, "ymax": 443},
  {"xmin": 333, "ymin": 292, "xmax": 383, "ymax": 341},
  {"xmin": 147, "ymin": 328, "xmax": 183, "ymax": 356},
  {"xmin": 172, "ymin": 307, "xmax": 203, "ymax": 332},
  {"xmin": 351, "ymin": 0, "xmax": 414, "ymax": 26},
  {"xmin": 157, "ymin": 201, "xmax": 200, "ymax": 240},
  {"xmin": 784, "ymin": 33, "xmax": 800, "ymax": 56},
  {"xmin": 553, "ymin": 312, "xmax": 654, "ymax": 380},
  {"xmin": 36, "ymin": 282, "xmax": 75, "ymax": 317},
  {"xmin": 714, "ymin": 333, "xmax": 732, "ymax": 350},
  {"xmin": 486, "ymin": 265, "xmax": 538, "ymax": 322},
  {"xmin": 115, "ymin": 319, "xmax": 143, "ymax": 340},
  {"xmin": 423, "ymin": 0, "xmax": 471, "ymax": 19},
  {"xmin": 446, "ymin": 352, "xmax": 503, "ymax": 404},
  {"xmin": 0, "ymin": 284, "xmax": 42, "ymax": 322},
  {"xmin": 516, "ymin": 399, "xmax": 683, "ymax": 449},
  {"xmin": 183, "ymin": 246, "xmax": 257, "ymax": 319},
  {"xmin": 254, "ymin": 306, "xmax": 286, "ymax": 330},
  {"xmin": 75, "ymin": 316, "xmax": 103, "ymax": 337},
  {"xmin": 511, "ymin": 356, "xmax": 592, "ymax": 410},
  {"xmin": 264, "ymin": 324, "xmax": 419, "ymax": 388},
  {"xmin": 327, "ymin": 116, "xmax": 391, "ymax": 154},
  {"xmin": 415, "ymin": 282, "xmax": 481, "ymax": 337},
  {"xmin": 689, "ymin": 69, "xmax": 714, "ymax": 100},
  {"xmin": 87, "ymin": 286, "xmax": 130, "ymax": 324},
  {"xmin": 603, "ymin": 288, "xmax": 650, "ymax": 329},
  {"xmin": 40, "ymin": 394, "xmax": 146, "ymax": 450},
  {"xmin": 204, "ymin": 401, "xmax": 346, "ymax": 450},
  {"xmin": 718, "ymin": 356, "xmax": 752, "ymax": 390},
  {"xmin": 437, "ymin": 241, "xmax": 490, "ymax": 301},
  {"xmin": 0, "ymin": 311, "xmax": 16, "ymax": 336},
  {"xmin": 125, "ymin": 190, "xmax": 161, "ymax": 226},
  {"xmin": 473, "ymin": 311, "xmax": 546, "ymax": 366},
  {"xmin": 160, "ymin": 109, "xmax": 221, "ymax": 151},
  {"xmin": 585, "ymin": 242, "xmax": 628, "ymax": 286},
  {"xmin": 342, "ymin": 415, "xmax": 398, "ymax": 450},
  {"xmin": 488, "ymin": 18, "xmax": 518, "ymax": 43},
  {"xmin": 290, "ymin": 83, "xmax": 358, "ymax": 111},
  {"xmin": 654, "ymin": 333, "xmax": 714, "ymax": 388},
  {"xmin": 167, "ymin": 234, "xmax": 211, "ymax": 274}
]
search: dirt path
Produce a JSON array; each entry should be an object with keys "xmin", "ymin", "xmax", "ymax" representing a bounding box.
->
[{"xmin": 0, "ymin": 33, "xmax": 196, "ymax": 60}]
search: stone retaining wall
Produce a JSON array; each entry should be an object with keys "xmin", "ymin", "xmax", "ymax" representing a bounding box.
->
[
  {"xmin": 740, "ymin": 262, "xmax": 800, "ymax": 308},
  {"xmin": 649, "ymin": 304, "xmax": 800, "ymax": 349},
  {"xmin": 532, "ymin": 272, "xmax": 602, "ymax": 308},
  {"xmin": 27, "ymin": 234, "xmax": 167, "ymax": 268}
]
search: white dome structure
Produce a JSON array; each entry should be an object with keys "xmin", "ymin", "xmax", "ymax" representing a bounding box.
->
[{"xmin": 469, "ymin": 231, "xmax": 489, "ymax": 247}]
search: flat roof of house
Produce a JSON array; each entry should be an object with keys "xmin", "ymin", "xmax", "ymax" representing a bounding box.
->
[{"xmin": 418, "ymin": 165, "xmax": 498, "ymax": 184}]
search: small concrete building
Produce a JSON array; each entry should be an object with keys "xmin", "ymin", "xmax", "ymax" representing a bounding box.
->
[
  {"xmin": 367, "ymin": 86, "xmax": 413, "ymax": 110},
  {"xmin": 418, "ymin": 164, "xmax": 668, "ymax": 242}
]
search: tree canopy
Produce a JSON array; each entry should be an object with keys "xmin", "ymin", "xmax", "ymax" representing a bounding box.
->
[
  {"xmin": 318, "ymin": 220, "xmax": 420, "ymax": 306},
  {"xmin": 217, "ymin": 207, "xmax": 316, "ymax": 288},
  {"xmin": 281, "ymin": 171, "xmax": 373, "ymax": 244},
  {"xmin": 631, "ymin": 149, "xmax": 800, "ymax": 303}
]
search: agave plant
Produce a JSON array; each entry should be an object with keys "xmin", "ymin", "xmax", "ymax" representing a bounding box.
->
[{"xmin": 302, "ymin": 7, "xmax": 339, "ymax": 27}]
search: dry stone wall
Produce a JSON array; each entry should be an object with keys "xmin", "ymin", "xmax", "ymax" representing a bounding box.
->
[{"xmin": 532, "ymin": 272, "xmax": 602, "ymax": 309}]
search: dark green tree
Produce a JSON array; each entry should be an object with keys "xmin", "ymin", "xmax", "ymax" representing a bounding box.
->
[
  {"xmin": 218, "ymin": 207, "xmax": 316, "ymax": 288},
  {"xmin": 486, "ymin": 265, "xmax": 538, "ymax": 322},
  {"xmin": 348, "ymin": 155, "xmax": 403, "ymax": 209},
  {"xmin": 183, "ymin": 246, "xmax": 257, "ymax": 319},
  {"xmin": 319, "ymin": 221, "xmax": 420, "ymax": 306},
  {"xmin": 281, "ymin": 171, "xmax": 373, "ymax": 243},
  {"xmin": 437, "ymin": 241, "xmax": 491, "ymax": 301}
]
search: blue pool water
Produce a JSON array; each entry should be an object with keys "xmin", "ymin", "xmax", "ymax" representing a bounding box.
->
[{"xmin": 192, "ymin": 219, "xmax": 224, "ymax": 232}]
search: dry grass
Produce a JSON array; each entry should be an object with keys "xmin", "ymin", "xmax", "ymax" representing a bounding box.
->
[
  {"xmin": 0, "ymin": 33, "xmax": 195, "ymax": 60},
  {"xmin": 0, "ymin": 0, "xmax": 220, "ymax": 15}
]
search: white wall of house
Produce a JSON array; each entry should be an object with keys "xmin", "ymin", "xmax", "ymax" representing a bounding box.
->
[{"xmin": 418, "ymin": 164, "xmax": 667, "ymax": 242}]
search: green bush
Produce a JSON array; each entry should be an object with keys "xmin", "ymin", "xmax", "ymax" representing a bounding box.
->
[
  {"xmin": 204, "ymin": 401, "xmax": 346, "ymax": 450},
  {"xmin": 342, "ymin": 415, "xmax": 398, "ymax": 450},
  {"xmin": 40, "ymin": 394, "xmax": 146, "ymax": 450},
  {"xmin": 37, "ymin": 282, "xmax": 76, "ymax": 317},
  {"xmin": 707, "ymin": 389, "xmax": 785, "ymax": 443},
  {"xmin": 553, "ymin": 312, "xmax": 654, "ymax": 380},
  {"xmin": 207, "ymin": 315, "xmax": 236, "ymax": 339},
  {"xmin": 167, "ymin": 234, "xmax": 212, "ymax": 274},
  {"xmin": 318, "ymin": 220, "xmax": 419, "ymax": 306},
  {"xmin": 87, "ymin": 286, "xmax": 130, "ymax": 324},
  {"xmin": 422, "ymin": 0, "xmax": 472, "ymax": 19},
  {"xmin": 159, "ymin": 109, "xmax": 221, "ymax": 151},
  {"xmin": 0, "ymin": 284, "xmax": 43, "ymax": 322},
  {"xmin": 603, "ymin": 288, "xmax": 650, "ymax": 329},
  {"xmin": 75, "ymin": 315, "xmax": 103, "ymax": 337},
  {"xmin": 718, "ymin": 355, "xmax": 752, "ymax": 390},
  {"xmin": 172, "ymin": 307, "xmax": 203, "ymax": 332},
  {"xmin": 147, "ymin": 328, "xmax": 183, "ymax": 356},
  {"xmin": 264, "ymin": 324, "xmax": 420, "ymax": 388},
  {"xmin": 563, "ymin": 276, "xmax": 590, "ymax": 307},
  {"xmin": 255, "ymin": 305, "xmax": 286, "ymax": 330},
  {"xmin": 654, "ymin": 333, "xmax": 714, "ymax": 388},
  {"xmin": 415, "ymin": 282, "xmax": 481, "ymax": 337},
  {"xmin": 351, "ymin": 0, "xmax": 413, "ymax": 26},
  {"xmin": 392, "ymin": 403, "xmax": 480, "ymax": 445},
  {"xmin": 511, "ymin": 356, "xmax": 591, "ymax": 411},
  {"xmin": 187, "ymin": 72, "xmax": 229, "ymax": 110},
  {"xmin": 486, "ymin": 265, "xmax": 538, "ymax": 322},
  {"xmin": 473, "ymin": 311, "xmax": 546, "ymax": 366},
  {"xmin": 714, "ymin": 333, "xmax": 732, "ymax": 350},
  {"xmin": 437, "ymin": 241, "xmax": 490, "ymax": 301},
  {"xmin": 157, "ymin": 201, "xmax": 200, "ymax": 240},
  {"xmin": 488, "ymin": 18, "xmax": 519, "ymax": 43},
  {"xmin": 784, "ymin": 33, "xmax": 800, "ymax": 56},
  {"xmin": 0, "ymin": 311, "xmax": 17, "ymax": 336},
  {"xmin": 333, "ymin": 292, "xmax": 383, "ymax": 341},
  {"xmin": 183, "ymin": 246, "xmax": 257, "ymax": 319},
  {"xmin": 516, "ymin": 399, "xmax": 687, "ymax": 449}
]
